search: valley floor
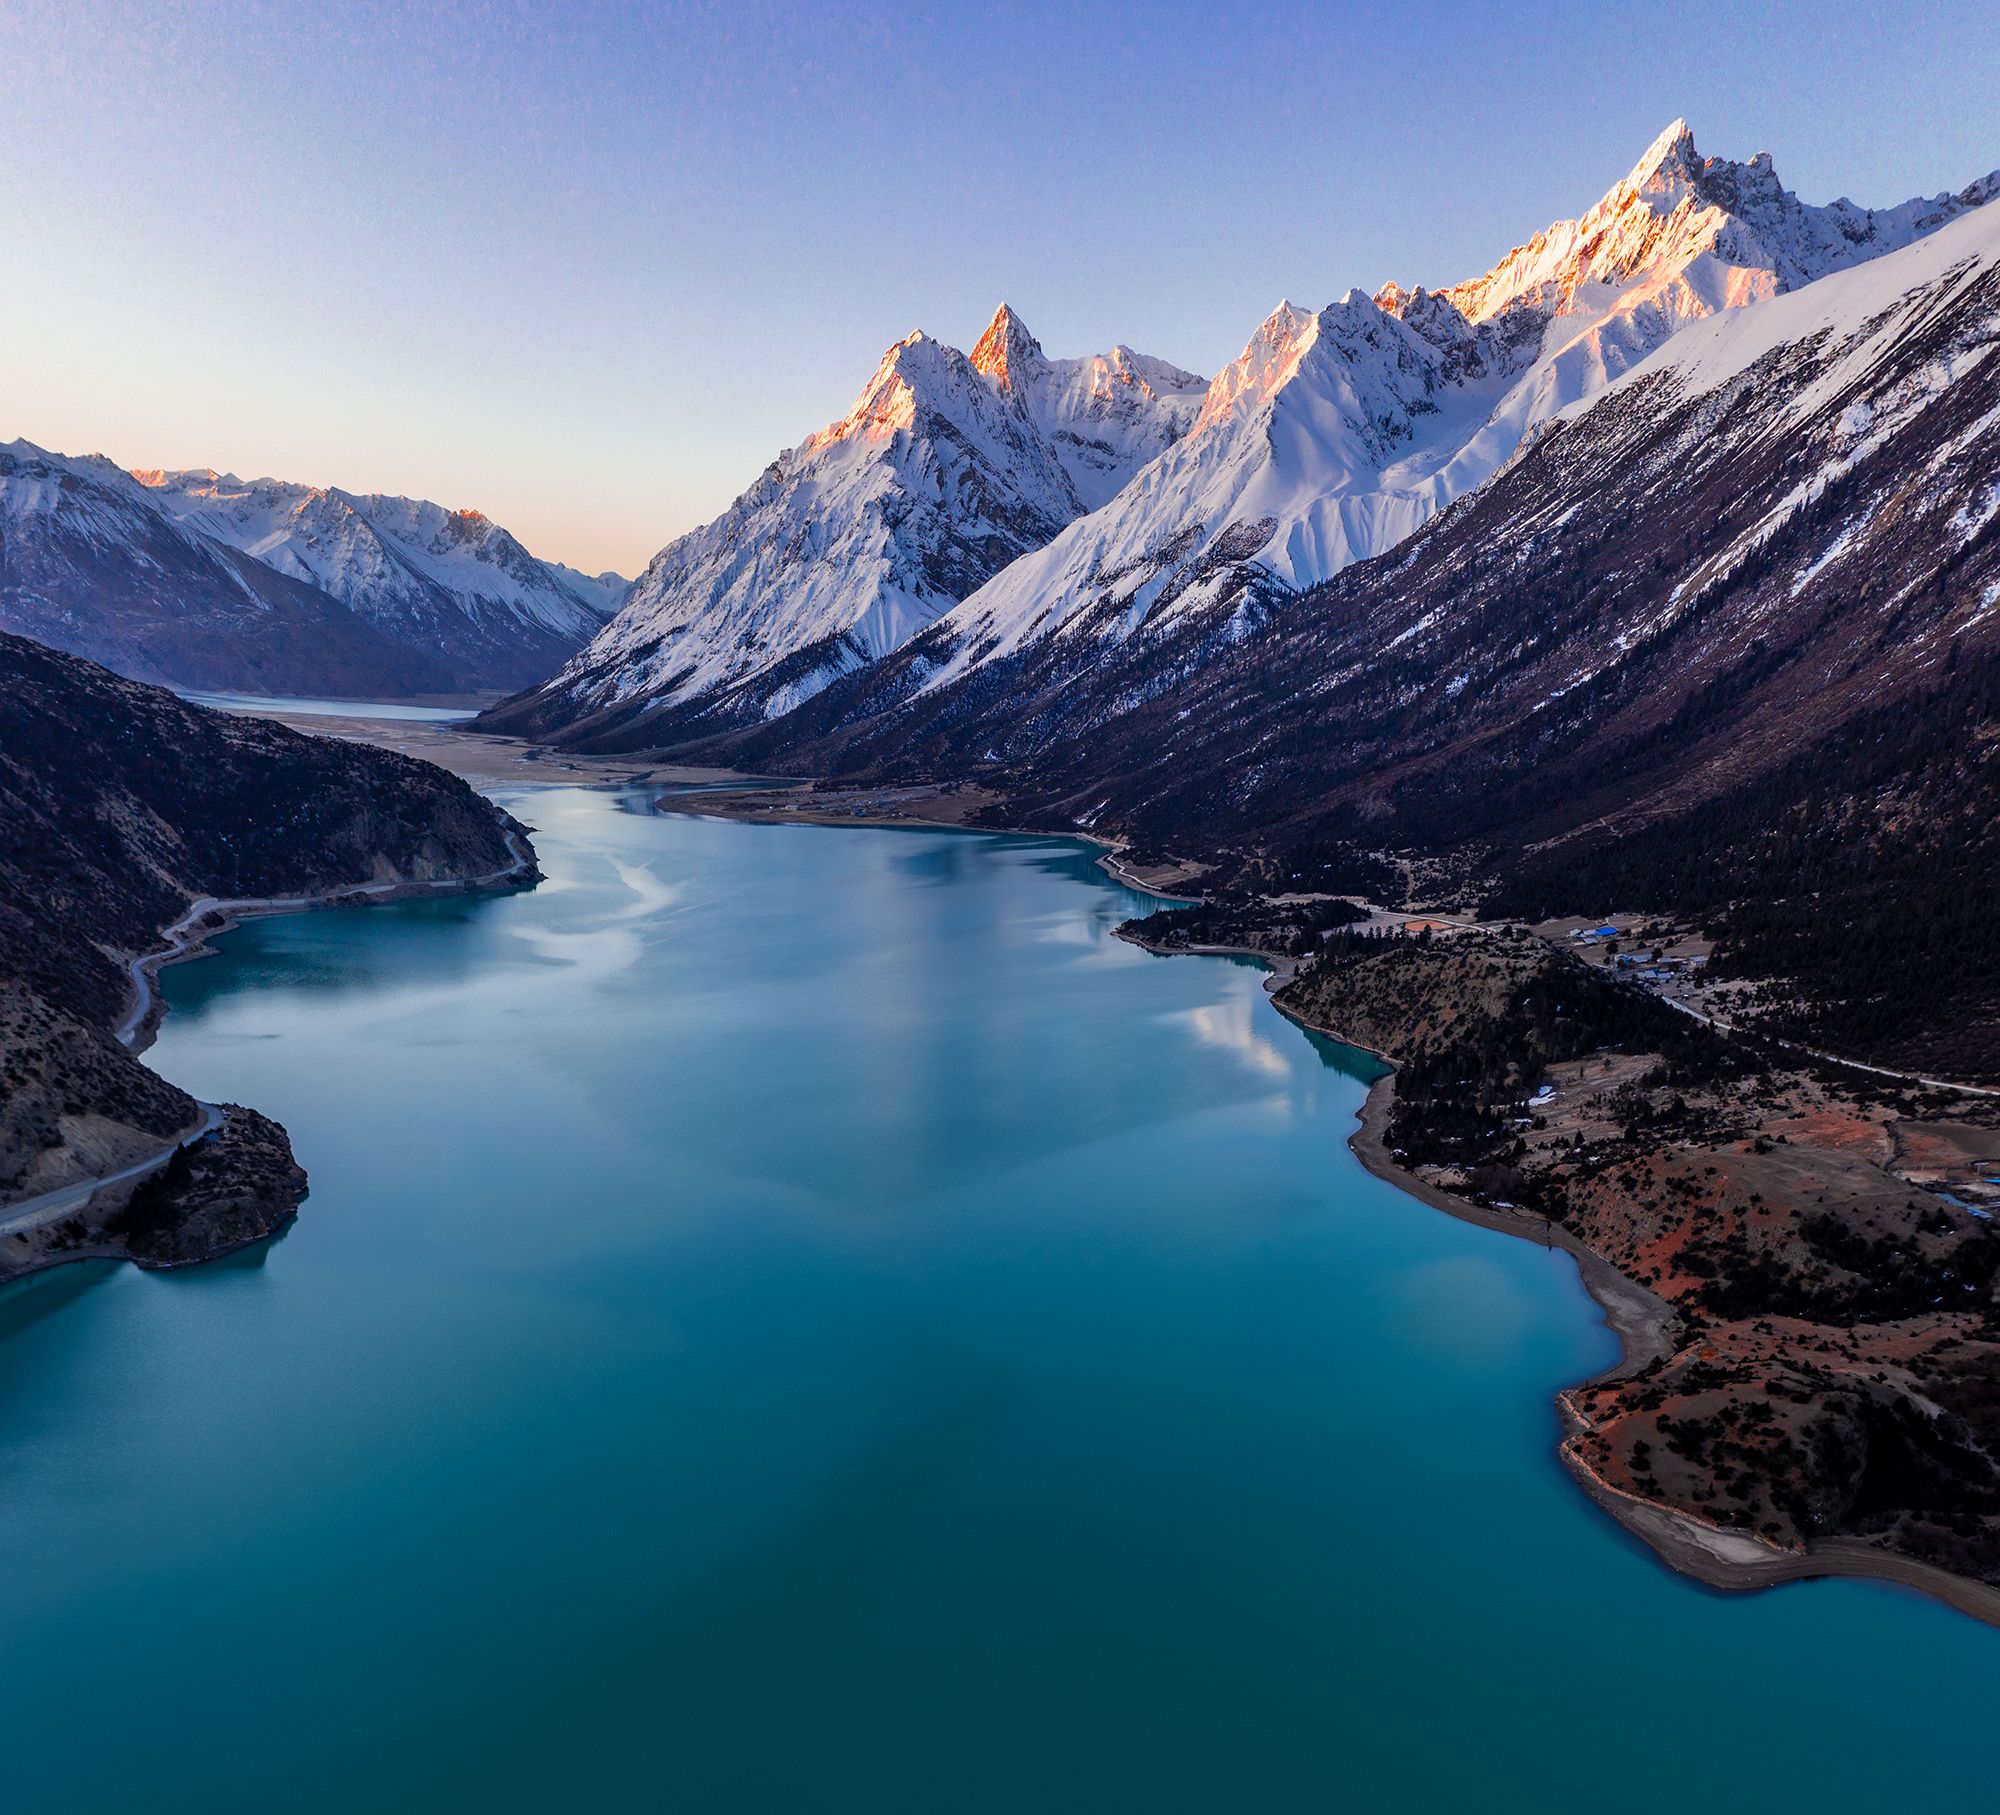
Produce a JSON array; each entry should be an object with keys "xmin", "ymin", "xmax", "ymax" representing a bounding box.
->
[{"xmin": 200, "ymin": 707, "xmax": 730, "ymax": 792}]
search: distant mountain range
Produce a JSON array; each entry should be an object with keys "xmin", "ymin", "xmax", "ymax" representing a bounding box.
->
[
  {"xmin": 484, "ymin": 121, "xmax": 1998, "ymax": 749},
  {"xmin": 0, "ymin": 444, "xmax": 625, "ymax": 696}
]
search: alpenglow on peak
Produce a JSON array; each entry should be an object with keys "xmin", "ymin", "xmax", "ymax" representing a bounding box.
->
[
  {"xmin": 905, "ymin": 119, "xmax": 2000, "ymax": 696},
  {"xmin": 482, "ymin": 121, "xmax": 1998, "ymax": 756},
  {"xmin": 475, "ymin": 305, "xmax": 1206, "ymax": 749}
]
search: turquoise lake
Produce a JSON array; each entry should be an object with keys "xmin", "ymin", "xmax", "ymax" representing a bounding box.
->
[{"xmin": 1, "ymin": 788, "xmax": 1994, "ymax": 1811}]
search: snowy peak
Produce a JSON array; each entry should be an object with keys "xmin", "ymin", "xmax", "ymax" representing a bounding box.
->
[
  {"xmin": 5, "ymin": 441, "xmax": 204, "ymax": 548},
  {"xmin": 1005, "ymin": 326, "xmax": 1208, "ymax": 511},
  {"xmin": 1188, "ymin": 289, "xmax": 1480, "ymax": 458},
  {"xmin": 123, "ymin": 467, "xmax": 620, "ymax": 688},
  {"xmin": 1436, "ymin": 120, "xmax": 1998, "ymax": 335},
  {"xmin": 1624, "ymin": 117, "xmax": 1706, "ymax": 203},
  {"xmin": 512, "ymin": 313, "xmax": 1096, "ymax": 737},
  {"xmin": 1435, "ymin": 126, "xmax": 1732, "ymax": 327},
  {"xmin": 913, "ymin": 123, "xmax": 2000, "ymax": 693},
  {"xmin": 799, "ymin": 332, "xmax": 929, "ymax": 451},
  {"xmin": 137, "ymin": 468, "xmax": 616, "ymax": 645},
  {"xmin": 476, "ymin": 310, "xmax": 1208, "ymax": 745},
  {"xmin": 912, "ymin": 286, "xmax": 1502, "ymax": 688},
  {"xmin": 966, "ymin": 302, "xmax": 1209, "ymax": 504},
  {"xmin": 488, "ymin": 117, "xmax": 1997, "ymax": 756},
  {"xmin": 1192, "ymin": 300, "xmax": 1322, "ymax": 435},
  {"xmin": 547, "ymin": 563, "xmax": 633, "ymax": 616},
  {"xmin": 1192, "ymin": 290, "xmax": 1457, "ymax": 470},
  {"xmin": 969, "ymin": 303, "xmax": 1048, "ymax": 393},
  {"xmin": 0, "ymin": 436, "xmax": 466, "ymax": 696}
]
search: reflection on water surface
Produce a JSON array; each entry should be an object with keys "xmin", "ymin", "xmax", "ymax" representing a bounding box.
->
[{"xmin": 0, "ymin": 790, "xmax": 1993, "ymax": 1814}]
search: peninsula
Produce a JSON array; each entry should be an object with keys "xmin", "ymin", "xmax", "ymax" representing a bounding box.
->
[{"xmin": 0, "ymin": 633, "xmax": 539, "ymax": 1284}]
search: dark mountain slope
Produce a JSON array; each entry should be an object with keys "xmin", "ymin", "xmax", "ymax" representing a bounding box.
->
[{"xmin": 0, "ymin": 632, "xmax": 534, "ymax": 1272}]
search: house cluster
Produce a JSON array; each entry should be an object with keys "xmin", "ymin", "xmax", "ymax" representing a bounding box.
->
[
  {"xmin": 1618, "ymin": 954, "xmax": 1707, "ymax": 980},
  {"xmin": 1567, "ymin": 924, "xmax": 1706, "ymax": 983}
]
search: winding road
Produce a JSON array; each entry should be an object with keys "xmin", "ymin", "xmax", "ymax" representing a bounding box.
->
[
  {"xmin": 115, "ymin": 829, "xmax": 536, "ymax": 1048},
  {"xmin": 0, "ymin": 1103, "xmax": 227, "ymax": 1241},
  {"xmin": 1659, "ymin": 993, "xmax": 2000, "ymax": 1100}
]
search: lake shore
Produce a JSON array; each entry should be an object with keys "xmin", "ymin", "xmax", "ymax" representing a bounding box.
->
[
  {"xmin": 1290, "ymin": 1006, "xmax": 2000, "ymax": 1630},
  {"xmin": 0, "ymin": 830, "xmax": 541, "ymax": 1291},
  {"xmin": 103, "ymin": 723, "xmax": 2000, "ymax": 1627},
  {"xmin": 119, "ymin": 827, "xmax": 540, "ymax": 1056},
  {"xmin": 1113, "ymin": 906, "xmax": 2000, "ymax": 1627},
  {"xmin": 570, "ymin": 795, "xmax": 2000, "ymax": 1627}
]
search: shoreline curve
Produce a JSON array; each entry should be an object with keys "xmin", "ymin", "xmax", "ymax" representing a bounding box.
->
[
  {"xmin": 1300, "ymin": 1002, "xmax": 2000, "ymax": 1630},
  {"xmin": 0, "ymin": 831, "xmax": 539, "ymax": 1290},
  {"xmin": 1111, "ymin": 914, "xmax": 2000, "ymax": 1632}
]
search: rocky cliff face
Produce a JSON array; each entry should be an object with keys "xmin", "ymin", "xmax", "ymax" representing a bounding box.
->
[
  {"xmin": 9, "ymin": 1106, "xmax": 308, "ymax": 1279},
  {"xmin": 0, "ymin": 631, "xmax": 535, "ymax": 1274}
]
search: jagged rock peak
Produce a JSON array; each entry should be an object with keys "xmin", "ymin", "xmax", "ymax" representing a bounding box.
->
[
  {"xmin": 969, "ymin": 303, "xmax": 1048, "ymax": 391},
  {"xmin": 1624, "ymin": 117, "xmax": 1704, "ymax": 198},
  {"xmin": 1421, "ymin": 118, "xmax": 1999, "ymax": 329}
]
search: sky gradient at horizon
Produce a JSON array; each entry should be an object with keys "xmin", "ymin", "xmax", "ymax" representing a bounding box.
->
[{"xmin": 3, "ymin": 0, "xmax": 1995, "ymax": 576}]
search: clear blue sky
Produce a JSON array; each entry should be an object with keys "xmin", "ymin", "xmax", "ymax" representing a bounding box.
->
[{"xmin": 3, "ymin": 0, "xmax": 1993, "ymax": 575}]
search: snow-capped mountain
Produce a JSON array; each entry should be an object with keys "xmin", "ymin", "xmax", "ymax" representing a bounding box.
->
[
  {"xmin": 713, "ymin": 179, "xmax": 2000, "ymax": 861},
  {"xmin": 135, "ymin": 471, "xmax": 622, "ymax": 691},
  {"xmin": 918, "ymin": 120, "xmax": 1999, "ymax": 692},
  {"xmin": 545, "ymin": 562, "xmax": 633, "ymax": 616},
  {"xmin": 497, "ymin": 121, "xmax": 1994, "ymax": 755},
  {"xmin": 477, "ymin": 306, "xmax": 1204, "ymax": 745},
  {"xmin": 966, "ymin": 306, "xmax": 1211, "ymax": 510},
  {"xmin": 0, "ymin": 439, "xmax": 463, "ymax": 697}
]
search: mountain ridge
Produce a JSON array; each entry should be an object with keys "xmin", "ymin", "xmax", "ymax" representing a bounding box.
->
[
  {"xmin": 0, "ymin": 438, "xmax": 464, "ymax": 697},
  {"xmin": 135, "ymin": 467, "xmax": 621, "ymax": 689},
  {"xmin": 706, "ymin": 194, "xmax": 2000, "ymax": 1072},
  {"xmin": 1, "ymin": 439, "xmax": 619, "ymax": 695},
  {"xmin": 491, "ymin": 121, "xmax": 1997, "ymax": 753},
  {"xmin": 907, "ymin": 122, "xmax": 1999, "ymax": 702}
]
